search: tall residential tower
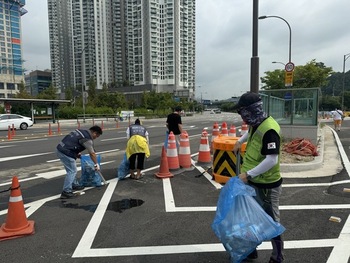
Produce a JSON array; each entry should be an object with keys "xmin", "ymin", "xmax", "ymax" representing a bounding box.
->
[{"xmin": 48, "ymin": 0, "xmax": 196, "ymax": 100}]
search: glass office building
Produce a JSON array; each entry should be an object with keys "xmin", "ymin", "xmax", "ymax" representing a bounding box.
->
[{"xmin": 0, "ymin": 0, "xmax": 27, "ymax": 98}]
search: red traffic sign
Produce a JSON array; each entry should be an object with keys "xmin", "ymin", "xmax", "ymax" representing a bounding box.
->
[{"xmin": 285, "ymin": 62, "xmax": 295, "ymax": 72}]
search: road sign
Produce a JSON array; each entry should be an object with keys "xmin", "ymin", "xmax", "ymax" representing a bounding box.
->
[
  {"xmin": 285, "ymin": 62, "xmax": 295, "ymax": 72},
  {"xmin": 285, "ymin": 71, "xmax": 293, "ymax": 87}
]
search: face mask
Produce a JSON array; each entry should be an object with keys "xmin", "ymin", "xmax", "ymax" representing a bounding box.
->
[{"xmin": 238, "ymin": 101, "xmax": 266, "ymax": 126}]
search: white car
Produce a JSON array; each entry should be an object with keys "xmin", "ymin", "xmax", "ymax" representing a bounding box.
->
[{"xmin": 0, "ymin": 114, "xmax": 34, "ymax": 130}]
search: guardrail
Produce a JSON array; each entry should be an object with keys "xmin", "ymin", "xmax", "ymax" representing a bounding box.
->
[{"xmin": 76, "ymin": 114, "xmax": 119, "ymax": 122}]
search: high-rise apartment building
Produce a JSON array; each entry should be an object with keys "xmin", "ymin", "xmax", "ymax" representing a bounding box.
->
[
  {"xmin": 0, "ymin": 0, "xmax": 27, "ymax": 98},
  {"xmin": 48, "ymin": 0, "xmax": 196, "ymax": 101}
]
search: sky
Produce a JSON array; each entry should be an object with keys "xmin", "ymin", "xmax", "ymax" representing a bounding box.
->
[{"xmin": 21, "ymin": 0, "xmax": 350, "ymax": 101}]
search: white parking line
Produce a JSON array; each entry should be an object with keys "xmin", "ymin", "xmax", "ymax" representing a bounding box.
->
[
  {"xmin": 2, "ymin": 143, "xmax": 350, "ymax": 261},
  {"xmin": 71, "ymin": 175, "xmax": 350, "ymax": 261}
]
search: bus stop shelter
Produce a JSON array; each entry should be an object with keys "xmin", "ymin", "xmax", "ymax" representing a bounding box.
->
[{"xmin": 0, "ymin": 98, "xmax": 71, "ymax": 123}]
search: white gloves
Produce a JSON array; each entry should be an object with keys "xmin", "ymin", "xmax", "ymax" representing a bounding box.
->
[{"xmin": 94, "ymin": 164, "xmax": 100, "ymax": 171}]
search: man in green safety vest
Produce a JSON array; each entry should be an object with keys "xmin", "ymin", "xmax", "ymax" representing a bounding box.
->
[{"xmin": 233, "ymin": 92, "xmax": 284, "ymax": 263}]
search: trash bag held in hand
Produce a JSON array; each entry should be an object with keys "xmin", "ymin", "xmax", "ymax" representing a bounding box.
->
[
  {"xmin": 80, "ymin": 154, "xmax": 103, "ymax": 187},
  {"xmin": 117, "ymin": 152, "xmax": 130, "ymax": 180},
  {"xmin": 211, "ymin": 177, "xmax": 285, "ymax": 263}
]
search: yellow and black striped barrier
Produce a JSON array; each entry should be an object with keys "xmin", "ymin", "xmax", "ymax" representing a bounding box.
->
[{"xmin": 212, "ymin": 135, "xmax": 246, "ymax": 184}]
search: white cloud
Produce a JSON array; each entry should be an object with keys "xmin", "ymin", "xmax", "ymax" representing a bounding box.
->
[{"xmin": 20, "ymin": 0, "xmax": 350, "ymax": 100}]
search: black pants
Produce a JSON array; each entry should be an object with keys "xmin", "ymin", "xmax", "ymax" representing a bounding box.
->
[{"xmin": 129, "ymin": 153, "xmax": 145, "ymax": 170}]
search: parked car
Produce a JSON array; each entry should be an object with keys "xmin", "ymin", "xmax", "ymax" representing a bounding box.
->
[{"xmin": 0, "ymin": 114, "xmax": 34, "ymax": 130}]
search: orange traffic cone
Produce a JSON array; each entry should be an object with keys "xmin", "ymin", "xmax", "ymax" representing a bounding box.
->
[
  {"xmin": 48, "ymin": 123, "xmax": 52, "ymax": 136},
  {"xmin": 211, "ymin": 122, "xmax": 220, "ymax": 153},
  {"xmin": 155, "ymin": 146, "xmax": 174, "ymax": 178},
  {"xmin": 178, "ymin": 131, "xmax": 192, "ymax": 169},
  {"xmin": 7, "ymin": 126, "xmax": 11, "ymax": 140},
  {"xmin": 240, "ymin": 122, "xmax": 248, "ymax": 136},
  {"xmin": 221, "ymin": 122, "xmax": 228, "ymax": 136},
  {"xmin": 0, "ymin": 176, "xmax": 35, "ymax": 241},
  {"xmin": 228, "ymin": 124, "xmax": 236, "ymax": 137},
  {"xmin": 197, "ymin": 130, "xmax": 212, "ymax": 165},
  {"xmin": 11, "ymin": 124, "xmax": 15, "ymax": 137},
  {"xmin": 167, "ymin": 132, "xmax": 180, "ymax": 170},
  {"xmin": 211, "ymin": 122, "xmax": 220, "ymax": 142}
]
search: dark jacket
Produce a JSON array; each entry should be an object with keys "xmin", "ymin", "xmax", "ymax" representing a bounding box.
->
[{"xmin": 56, "ymin": 129, "xmax": 92, "ymax": 159}]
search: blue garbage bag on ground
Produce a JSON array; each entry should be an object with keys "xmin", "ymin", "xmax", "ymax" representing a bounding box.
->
[
  {"xmin": 211, "ymin": 177, "xmax": 286, "ymax": 263},
  {"xmin": 117, "ymin": 152, "xmax": 130, "ymax": 180},
  {"xmin": 80, "ymin": 154, "xmax": 103, "ymax": 187}
]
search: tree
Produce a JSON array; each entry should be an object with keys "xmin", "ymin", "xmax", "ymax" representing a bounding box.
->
[
  {"xmin": 37, "ymin": 84, "xmax": 58, "ymax": 99},
  {"xmin": 16, "ymin": 81, "xmax": 32, "ymax": 99},
  {"xmin": 261, "ymin": 59, "xmax": 333, "ymax": 90},
  {"xmin": 87, "ymin": 77, "xmax": 97, "ymax": 105}
]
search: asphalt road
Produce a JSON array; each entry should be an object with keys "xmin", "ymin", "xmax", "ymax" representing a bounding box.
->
[{"xmin": 0, "ymin": 113, "xmax": 350, "ymax": 263}]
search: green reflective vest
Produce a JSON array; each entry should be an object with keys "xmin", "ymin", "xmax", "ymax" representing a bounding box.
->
[{"xmin": 241, "ymin": 116, "xmax": 281, "ymax": 184}]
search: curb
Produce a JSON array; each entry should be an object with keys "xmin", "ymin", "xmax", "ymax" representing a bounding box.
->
[{"xmin": 280, "ymin": 126, "xmax": 325, "ymax": 173}]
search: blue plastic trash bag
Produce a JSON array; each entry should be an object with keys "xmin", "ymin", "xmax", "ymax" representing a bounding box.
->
[
  {"xmin": 117, "ymin": 152, "xmax": 130, "ymax": 180},
  {"xmin": 211, "ymin": 177, "xmax": 285, "ymax": 263},
  {"xmin": 80, "ymin": 154, "xmax": 103, "ymax": 187},
  {"xmin": 164, "ymin": 131, "xmax": 169, "ymax": 149}
]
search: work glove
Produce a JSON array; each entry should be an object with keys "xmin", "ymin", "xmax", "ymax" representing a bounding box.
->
[{"xmin": 94, "ymin": 163, "xmax": 100, "ymax": 171}]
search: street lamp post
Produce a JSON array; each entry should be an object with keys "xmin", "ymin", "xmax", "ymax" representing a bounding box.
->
[
  {"xmin": 272, "ymin": 61, "xmax": 286, "ymax": 67},
  {"xmin": 259, "ymin": 15, "xmax": 292, "ymax": 63},
  {"xmin": 342, "ymin": 53, "xmax": 350, "ymax": 110},
  {"xmin": 259, "ymin": 15, "xmax": 293, "ymax": 87},
  {"xmin": 250, "ymin": 0, "xmax": 259, "ymax": 94},
  {"xmin": 80, "ymin": 46, "xmax": 88, "ymax": 123}
]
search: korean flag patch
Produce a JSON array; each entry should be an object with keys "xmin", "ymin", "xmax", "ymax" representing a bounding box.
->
[{"xmin": 267, "ymin": 142, "xmax": 276, "ymax": 150}]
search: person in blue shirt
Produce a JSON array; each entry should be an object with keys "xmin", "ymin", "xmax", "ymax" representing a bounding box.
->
[{"xmin": 56, "ymin": 125, "xmax": 102, "ymax": 199}]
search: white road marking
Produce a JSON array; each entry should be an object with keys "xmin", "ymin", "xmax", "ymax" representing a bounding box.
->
[
  {"xmin": 330, "ymin": 127, "xmax": 350, "ymax": 178},
  {"xmin": 101, "ymin": 137, "xmax": 127, "ymax": 142},
  {"xmin": 327, "ymin": 215, "xmax": 350, "ymax": 263},
  {"xmin": 70, "ymin": 175, "xmax": 350, "ymax": 260},
  {"xmin": 2, "ymin": 128, "xmax": 350, "ymax": 261},
  {"xmin": 0, "ymin": 152, "xmax": 53, "ymax": 162},
  {"xmin": 36, "ymin": 161, "xmax": 115, "ymax": 179},
  {"xmin": 0, "ymin": 145, "xmax": 15, "ymax": 148}
]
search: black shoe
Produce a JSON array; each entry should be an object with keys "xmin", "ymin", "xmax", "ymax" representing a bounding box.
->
[
  {"xmin": 268, "ymin": 257, "xmax": 283, "ymax": 263},
  {"xmin": 246, "ymin": 249, "xmax": 258, "ymax": 260},
  {"xmin": 72, "ymin": 185, "xmax": 85, "ymax": 191},
  {"xmin": 60, "ymin": 191, "xmax": 75, "ymax": 199}
]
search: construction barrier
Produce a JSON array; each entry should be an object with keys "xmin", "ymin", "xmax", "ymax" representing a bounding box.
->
[
  {"xmin": 197, "ymin": 130, "xmax": 211, "ymax": 165},
  {"xmin": 155, "ymin": 146, "xmax": 174, "ymax": 178},
  {"xmin": 212, "ymin": 136, "xmax": 246, "ymax": 184},
  {"xmin": 166, "ymin": 131, "xmax": 180, "ymax": 170},
  {"xmin": 178, "ymin": 131, "xmax": 192, "ymax": 169},
  {"xmin": 0, "ymin": 176, "xmax": 35, "ymax": 241}
]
